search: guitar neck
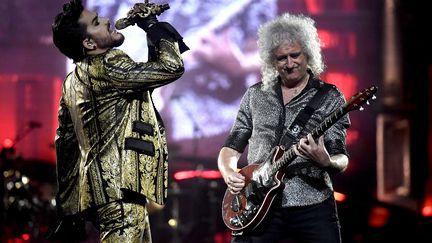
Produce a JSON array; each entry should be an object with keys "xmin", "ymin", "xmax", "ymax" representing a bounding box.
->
[
  {"xmin": 310, "ymin": 106, "xmax": 346, "ymax": 140},
  {"xmin": 271, "ymin": 106, "xmax": 347, "ymax": 174}
]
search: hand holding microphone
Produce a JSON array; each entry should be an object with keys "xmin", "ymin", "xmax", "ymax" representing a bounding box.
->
[
  {"xmin": 115, "ymin": 0, "xmax": 189, "ymax": 53},
  {"xmin": 115, "ymin": 0, "xmax": 170, "ymax": 31}
]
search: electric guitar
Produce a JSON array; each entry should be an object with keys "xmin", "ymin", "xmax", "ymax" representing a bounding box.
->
[{"xmin": 221, "ymin": 85, "xmax": 378, "ymax": 232}]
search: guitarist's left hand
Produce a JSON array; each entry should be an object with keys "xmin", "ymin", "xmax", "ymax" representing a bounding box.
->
[
  {"xmin": 295, "ymin": 134, "xmax": 331, "ymax": 167},
  {"xmin": 295, "ymin": 134, "xmax": 349, "ymax": 172}
]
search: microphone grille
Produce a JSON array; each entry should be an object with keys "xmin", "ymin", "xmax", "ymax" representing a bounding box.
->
[
  {"xmin": 115, "ymin": 18, "xmax": 133, "ymax": 30},
  {"xmin": 159, "ymin": 4, "xmax": 170, "ymax": 12}
]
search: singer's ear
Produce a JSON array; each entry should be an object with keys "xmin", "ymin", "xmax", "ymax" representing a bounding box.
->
[{"xmin": 82, "ymin": 38, "xmax": 96, "ymax": 50}]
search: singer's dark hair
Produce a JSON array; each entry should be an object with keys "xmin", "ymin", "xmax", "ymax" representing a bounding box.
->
[{"xmin": 52, "ymin": 0, "xmax": 87, "ymax": 62}]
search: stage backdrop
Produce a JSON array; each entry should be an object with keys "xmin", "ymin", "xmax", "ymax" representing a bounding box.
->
[{"xmin": 0, "ymin": 0, "xmax": 380, "ymax": 190}]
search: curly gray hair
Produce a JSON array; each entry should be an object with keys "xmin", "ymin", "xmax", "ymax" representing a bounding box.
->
[{"xmin": 257, "ymin": 12, "xmax": 324, "ymax": 89}]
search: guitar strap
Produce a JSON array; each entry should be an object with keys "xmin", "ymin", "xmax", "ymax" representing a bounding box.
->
[{"xmin": 279, "ymin": 82, "xmax": 333, "ymax": 147}]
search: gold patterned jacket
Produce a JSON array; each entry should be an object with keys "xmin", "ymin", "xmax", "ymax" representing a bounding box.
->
[{"xmin": 55, "ymin": 39, "xmax": 184, "ymax": 217}]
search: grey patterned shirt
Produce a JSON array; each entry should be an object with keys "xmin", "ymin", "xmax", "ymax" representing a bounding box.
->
[{"xmin": 223, "ymin": 75, "xmax": 350, "ymax": 207}]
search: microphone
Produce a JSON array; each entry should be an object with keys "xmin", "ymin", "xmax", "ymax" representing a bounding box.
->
[
  {"xmin": 115, "ymin": 18, "xmax": 135, "ymax": 30},
  {"xmin": 115, "ymin": 2, "xmax": 170, "ymax": 30}
]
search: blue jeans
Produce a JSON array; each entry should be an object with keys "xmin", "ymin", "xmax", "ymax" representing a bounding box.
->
[{"xmin": 231, "ymin": 196, "xmax": 341, "ymax": 243}]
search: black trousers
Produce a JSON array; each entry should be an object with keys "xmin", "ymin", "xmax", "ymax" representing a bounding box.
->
[{"xmin": 231, "ymin": 196, "xmax": 342, "ymax": 243}]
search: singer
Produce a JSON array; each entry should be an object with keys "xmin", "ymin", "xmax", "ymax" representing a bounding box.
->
[{"xmin": 50, "ymin": 0, "xmax": 188, "ymax": 242}]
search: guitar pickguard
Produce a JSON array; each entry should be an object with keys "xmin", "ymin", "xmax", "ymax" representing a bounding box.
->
[{"xmin": 251, "ymin": 161, "xmax": 275, "ymax": 188}]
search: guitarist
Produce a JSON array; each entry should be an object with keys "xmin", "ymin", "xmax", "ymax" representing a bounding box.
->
[{"xmin": 218, "ymin": 12, "xmax": 350, "ymax": 243}]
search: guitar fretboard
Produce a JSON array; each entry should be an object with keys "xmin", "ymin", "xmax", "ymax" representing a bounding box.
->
[{"xmin": 269, "ymin": 106, "xmax": 346, "ymax": 175}]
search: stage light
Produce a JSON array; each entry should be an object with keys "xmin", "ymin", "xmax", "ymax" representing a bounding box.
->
[
  {"xmin": 15, "ymin": 182, "xmax": 23, "ymax": 189},
  {"xmin": 318, "ymin": 30, "xmax": 339, "ymax": 49},
  {"xmin": 334, "ymin": 191, "xmax": 346, "ymax": 202},
  {"xmin": 3, "ymin": 170, "xmax": 13, "ymax": 178},
  {"xmin": 305, "ymin": 0, "xmax": 324, "ymax": 14},
  {"xmin": 368, "ymin": 206, "xmax": 390, "ymax": 228},
  {"xmin": 2, "ymin": 138, "xmax": 14, "ymax": 149},
  {"xmin": 201, "ymin": 170, "xmax": 222, "ymax": 179},
  {"xmin": 173, "ymin": 171, "xmax": 196, "ymax": 180},
  {"xmin": 6, "ymin": 181, "xmax": 14, "ymax": 190},
  {"xmin": 422, "ymin": 206, "xmax": 432, "ymax": 217},
  {"xmin": 168, "ymin": 218, "xmax": 178, "ymax": 228},
  {"xmin": 21, "ymin": 175, "xmax": 29, "ymax": 185},
  {"xmin": 173, "ymin": 170, "xmax": 221, "ymax": 181},
  {"xmin": 422, "ymin": 184, "xmax": 432, "ymax": 217},
  {"xmin": 22, "ymin": 233, "xmax": 30, "ymax": 241}
]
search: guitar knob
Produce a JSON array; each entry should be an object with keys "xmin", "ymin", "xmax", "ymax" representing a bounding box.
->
[
  {"xmin": 238, "ymin": 214, "xmax": 247, "ymax": 224},
  {"xmin": 230, "ymin": 217, "xmax": 241, "ymax": 227},
  {"xmin": 359, "ymin": 106, "xmax": 364, "ymax": 111},
  {"xmin": 366, "ymin": 101, "xmax": 370, "ymax": 105},
  {"xmin": 372, "ymin": 95, "xmax": 376, "ymax": 100},
  {"xmin": 244, "ymin": 210, "xmax": 253, "ymax": 219},
  {"xmin": 253, "ymin": 205, "xmax": 258, "ymax": 212}
]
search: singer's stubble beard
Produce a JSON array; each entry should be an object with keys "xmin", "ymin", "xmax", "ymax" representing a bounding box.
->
[{"xmin": 94, "ymin": 32, "xmax": 125, "ymax": 49}]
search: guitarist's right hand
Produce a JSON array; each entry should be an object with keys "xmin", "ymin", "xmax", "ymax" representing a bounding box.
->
[
  {"xmin": 224, "ymin": 170, "xmax": 245, "ymax": 194},
  {"xmin": 218, "ymin": 147, "xmax": 245, "ymax": 194}
]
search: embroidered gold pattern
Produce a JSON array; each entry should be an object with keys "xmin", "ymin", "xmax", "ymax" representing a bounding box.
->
[{"xmin": 55, "ymin": 39, "xmax": 183, "ymax": 215}]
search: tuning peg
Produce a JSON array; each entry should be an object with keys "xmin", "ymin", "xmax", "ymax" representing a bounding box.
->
[
  {"xmin": 359, "ymin": 106, "xmax": 364, "ymax": 111},
  {"xmin": 372, "ymin": 95, "xmax": 376, "ymax": 100}
]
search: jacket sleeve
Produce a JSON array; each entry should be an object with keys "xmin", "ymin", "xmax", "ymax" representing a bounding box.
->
[
  {"xmin": 324, "ymin": 88, "xmax": 351, "ymax": 157},
  {"xmin": 102, "ymin": 38, "xmax": 185, "ymax": 90},
  {"xmin": 54, "ymin": 96, "xmax": 80, "ymax": 217},
  {"xmin": 223, "ymin": 88, "xmax": 253, "ymax": 153}
]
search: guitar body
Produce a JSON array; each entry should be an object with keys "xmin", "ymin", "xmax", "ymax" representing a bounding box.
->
[{"xmin": 222, "ymin": 146, "xmax": 286, "ymax": 232}]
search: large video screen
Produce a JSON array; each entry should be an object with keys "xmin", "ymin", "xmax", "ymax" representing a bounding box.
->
[
  {"xmin": 85, "ymin": 0, "xmax": 278, "ymax": 160},
  {"xmin": 82, "ymin": 0, "xmax": 378, "ymax": 173}
]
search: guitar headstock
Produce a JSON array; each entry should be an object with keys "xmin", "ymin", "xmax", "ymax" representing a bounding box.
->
[{"xmin": 345, "ymin": 85, "xmax": 378, "ymax": 112}]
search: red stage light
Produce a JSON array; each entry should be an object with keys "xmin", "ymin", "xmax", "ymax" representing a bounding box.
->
[
  {"xmin": 323, "ymin": 71, "xmax": 357, "ymax": 99},
  {"xmin": 368, "ymin": 206, "xmax": 390, "ymax": 228},
  {"xmin": 422, "ymin": 180, "xmax": 432, "ymax": 217},
  {"xmin": 21, "ymin": 234, "xmax": 30, "ymax": 241},
  {"xmin": 422, "ymin": 206, "xmax": 432, "ymax": 217},
  {"xmin": 173, "ymin": 170, "xmax": 222, "ymax": 181},
  {"xmin": 305, "ymin": 0, "xmax": 324, "ymax": 14},
  {"xmin": 346, "ymin": 129, "xmax": 359, "ymax": 145},
  {"xmin": 334, "ymin": 191, "xmax": 346, "ymax": 202},
  {"xmin": 173, "ymin": 171, "xmax": 194, "ymax": 180},
  {"xmin": 318, "ymin": 30, "xmax": 339, "ymax": 49},
  {"xmin": 2, "ymin": 138, "xmax": 14, "ymax": 149}
]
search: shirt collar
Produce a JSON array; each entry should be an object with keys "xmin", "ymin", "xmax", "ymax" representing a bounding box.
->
[{"xmin": 274, "ymin": 69, "xmax": 322, "ymax": 103}]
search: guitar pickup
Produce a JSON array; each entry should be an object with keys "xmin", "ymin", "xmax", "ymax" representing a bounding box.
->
[
  {"xmin": 231, "ymin": 194, "xmax": 241, "ymax": 212},
  {"xmin": 245, "ymin": 181, "xmax": 265, "ymax": 203}
]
